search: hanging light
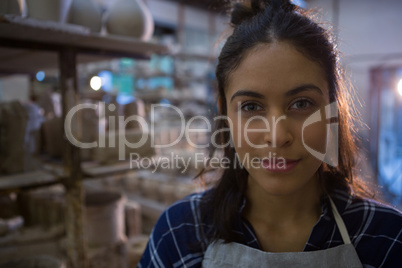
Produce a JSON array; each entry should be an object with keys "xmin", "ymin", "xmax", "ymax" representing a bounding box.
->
[
  {"xmin": 36, "ymin": 71, "xmax": 45, "ymax": 82},
  {"xmin": 398, "ymin": 79, "xmax": 402, "ymax": 97},
  {"xmin": 98, "ymin": 70, "xmax": 113, "ymax": 92},
  {"xmin": 90, "ymin": 76, "xmax": 102, "ymax": 91}
]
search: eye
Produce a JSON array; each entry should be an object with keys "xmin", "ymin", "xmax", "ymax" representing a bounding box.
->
[
  {"xmin": 289, "ymin": 99, "xmax": 314, "ymax": 110},
  {"xmin": 241, "ymin": 102, "xmax": 263, "ymax": 112}
]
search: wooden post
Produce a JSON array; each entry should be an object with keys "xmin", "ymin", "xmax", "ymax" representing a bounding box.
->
[{"xmin": 59, "ymin": 48, "xmax": 87, "ymax": 268}]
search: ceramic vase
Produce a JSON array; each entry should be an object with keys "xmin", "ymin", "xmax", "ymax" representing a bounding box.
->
[
  {"xmin": 68, "ymin": 0, "xmax": 102, "ymax": 32},
  {"xmin": 123, "ymin": 101, "xmax": 141, "ymax": 129},
  {"xmin": 0, "ymin": 0, "xmax": 21, "ymax": 15},
  {"xmin": 26, "ymin": 0, "xmax": 72, "ymax": 23},
  {"xmin": 0, "ymin": 101, "xmax": 27, "ymax": 174},
  {"xmin": 128, "ymin": 235, "xmax": 149, "ymax": 267},
  {"xmin": 105, "ymin": 0, "xmax": 154, "ymax": 40},
  {"xmin": 85, "ymin": 191, "xmax": 126, "ymax": 248}
]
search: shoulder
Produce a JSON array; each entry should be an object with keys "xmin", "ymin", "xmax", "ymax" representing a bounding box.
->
[
  {"xmin": 152, "ymin": 190, "xmax": 209, "ymax": 237},
  {"xmin": 332, "ymin": 189, "xmax": 402, "ymax": 230},
  {"xmin": 332, "ymin": 189, "xmax": 402, "ymax": 267},
  {"xmin": 138, "ymin": 190, "xmax": 211, "ymax": 268}
]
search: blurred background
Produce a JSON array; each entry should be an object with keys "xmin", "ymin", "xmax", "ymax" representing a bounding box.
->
[{"xmin": 0, "ymin": 0, "xmax": 401, "ymax": 267}]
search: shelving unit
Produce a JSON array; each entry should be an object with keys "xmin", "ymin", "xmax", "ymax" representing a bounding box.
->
[{"xmin": 0, "ymin": 14, "xmax": 168, "ymax": 267}]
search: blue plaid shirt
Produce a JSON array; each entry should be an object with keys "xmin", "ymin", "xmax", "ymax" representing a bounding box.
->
[{"xmin": 138, "ymin": 188, "xmax": 402, "ymax": 268}]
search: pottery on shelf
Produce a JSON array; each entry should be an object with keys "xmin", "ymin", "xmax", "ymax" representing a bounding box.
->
[
  {"xmin": 128, "ymin": 235, "xmax": 149, "ymax": 267},
  {"xmin": 0, "ymin": 0, "xmax": 21, "ymax": 15},
  {"xmin": 105, "ymin": 0, "xmax": 154, "ymax": 40},
  {"xmin": 84, "ymin": 191, "xmax": 126, "ymax": 248},
  {"xmin": 42, "ymin": 117, "xmax": 64, "ymax": 158},
  {"xmin": 68, "ymin": 0, "xmax": 102, "ymax": 32},
  {"xmin": 0, "ymin": 101, "xmax": 28, "ymax": 174},
  {"xmin": 0, "ymin": 256, "xmax": 66, "ymax": 268},
  {"xmin": 25, "ymin": 0, "xmax": 72, "ymax": 23}
]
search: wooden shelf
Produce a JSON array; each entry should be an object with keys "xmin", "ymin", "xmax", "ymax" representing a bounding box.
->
[
  {"xmin": 83, "ymin": 161, "xmax": 136, "ymax": 178},
  {"xmin": 0, "ymin": 161, "xmax": 143, "ymax": 193},
  {"xmin": 0, "ymin": 48, "xmax": 117, "ymax": 74},
  {"xmin": 172, "ymin": 51, "xmax": 216, "ymax": 62},
  {"xmin": 0, "ymin": 170, "xmax": 59, "ymax": 193},
  {"xmin": 0, "ymin": 14, "xmax": 169, "ymax": 73},
  {"xmin": 0, "ymin": 14, "xmax": 169, "ymax": 267}
]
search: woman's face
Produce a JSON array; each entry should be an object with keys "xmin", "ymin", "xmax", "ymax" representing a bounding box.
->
[{"xmin": 225, "ymin": 42, "xmax": 330, "ymax": 197}]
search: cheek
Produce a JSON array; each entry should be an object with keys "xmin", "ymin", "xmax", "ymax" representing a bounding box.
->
[
  {"xmin": 228, "ymin": 114, "xmax": 253, "ymax": 164},
  {"xmin": 302, "ymin": 120, "xmax": 328, "ymax": 153},
  {"xmin": 228, "ymin": 114, "xmax": 244, "ymax": 153}
]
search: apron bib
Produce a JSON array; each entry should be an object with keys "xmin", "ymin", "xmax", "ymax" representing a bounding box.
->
[{"xmin": 202, "ymin": 198, "xmax": 363, "ymax": 268}]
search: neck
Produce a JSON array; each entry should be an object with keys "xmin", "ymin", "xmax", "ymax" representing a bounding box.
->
[{"xmin": 243, "ymin": 174, "xmax": 323, "ymax": 227}]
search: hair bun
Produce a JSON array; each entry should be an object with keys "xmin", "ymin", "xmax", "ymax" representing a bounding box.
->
[
  {"xmin": 230, "ymin": 3, "xmax": 254, "ymax": 26},
  {"xmin": 230, "ymin": 0, "xmax": 297, "ymax": 27},
  {"xmin": 270, "ymin": 0, "xmax": 296, "ymax": 12}
]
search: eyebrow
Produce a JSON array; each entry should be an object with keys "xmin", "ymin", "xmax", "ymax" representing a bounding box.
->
[
  {"xmin": 285, "ymin": 84, "xmax": 323, "ymax": 97},
  {"xmin": 230, "ymin": 84, "xmax": 323, "ymax": 103},
  {"xmin": 230, "ymin": 90, "xmax": 265, "ymax": 103}
]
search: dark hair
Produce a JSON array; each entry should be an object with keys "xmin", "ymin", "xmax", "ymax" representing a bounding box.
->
[{"xmin": 198, "ymin": 0, "xmax": 373, "ymax": 244}]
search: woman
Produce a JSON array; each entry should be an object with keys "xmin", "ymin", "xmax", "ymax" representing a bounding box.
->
[{"xmin": 139, "ymin": 0, "xmax": 402, "ymax": 267}]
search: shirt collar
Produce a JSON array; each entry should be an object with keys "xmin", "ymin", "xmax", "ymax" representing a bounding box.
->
[{"xmin": 238, "ymin": 186, "xmax": 354, "ymax": 219}]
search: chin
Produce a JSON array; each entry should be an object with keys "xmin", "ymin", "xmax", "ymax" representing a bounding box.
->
[{"xmin": 248, "ymin": 170, "xmax": 321, "ymax": 197}]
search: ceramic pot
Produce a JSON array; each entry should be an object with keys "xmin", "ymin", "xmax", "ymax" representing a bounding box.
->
[
  {"xmin": 0, "ymin": 0, "xmax": 21, "ymax": 15},
  {"xmin": 0, "ymin": 101, "xmax": 28, "ymax": 174},
  {"xmin": 125, "ymin": 201, "xmax": 142, "ymax": 238},
  {"xmin": 42, "ymin": 117, "xmax": 64, "ymax": 158},
  {"xmin": 123, "ymin": 101, "xmax": 141, "ymax": 129},
  {"xmin": 85, "ymin": 191, "xmax": 126, "ymax": 248},
  {"xmin": 68, "ymin": 0, "xmax": 102, "ymax": 32},
  {"xmin": 127, "ymin": 235, "xmax": 149, "ymax": 267},
  {"xmin": 87, "ymin": 241, "xmax": 127, "ymax": 268},
  {"xmin": 105, "ymin": 0, "xmax": 154, "ymax": 40},
  {"xmin": 26, "ymin": 0, "xmax": 72, "ymax": 23}
]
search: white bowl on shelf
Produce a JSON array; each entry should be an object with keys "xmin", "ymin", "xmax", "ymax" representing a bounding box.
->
[{"xmin": 26, "ymin": 0, "xmax": 72, "ymax": 23}]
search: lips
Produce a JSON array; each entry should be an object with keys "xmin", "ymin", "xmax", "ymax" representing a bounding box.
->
[{"xmin": 261, "ymin": 158, "xmax": 300, "ymax": 173}]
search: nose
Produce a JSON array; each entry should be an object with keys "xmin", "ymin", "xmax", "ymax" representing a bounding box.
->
[{"xmin": 264, "ymin": 115, "xmax": 293, "ymax": 147}]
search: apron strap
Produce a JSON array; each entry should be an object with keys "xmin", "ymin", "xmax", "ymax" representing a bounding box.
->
[{"xmin": 328, "ymin": 197, "xmax": 351, "ymax": 244}]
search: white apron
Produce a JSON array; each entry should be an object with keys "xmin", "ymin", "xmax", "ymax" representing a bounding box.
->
[{"xmin": 202, "ymin": 198, "xmax": 363, "ymax": 268}]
